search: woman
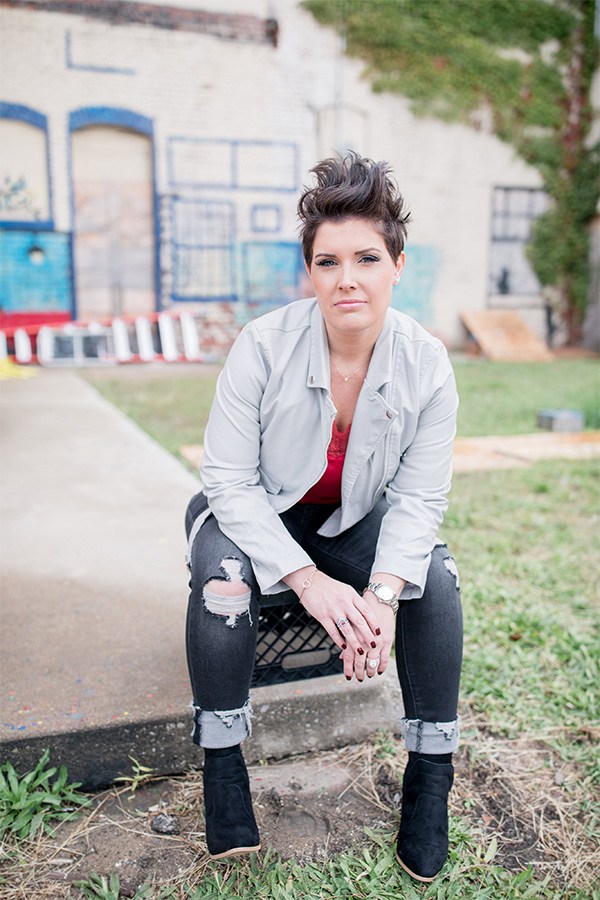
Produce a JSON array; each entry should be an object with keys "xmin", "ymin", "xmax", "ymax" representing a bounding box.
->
[{"xmin": 185, "ymin": 153, "xmax": 463, "ymax": 882}]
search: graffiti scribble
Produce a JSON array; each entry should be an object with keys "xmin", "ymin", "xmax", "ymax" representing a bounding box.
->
[{"xmin": 0, "ymin": 176, "xmax": 34, "ymax": 213}]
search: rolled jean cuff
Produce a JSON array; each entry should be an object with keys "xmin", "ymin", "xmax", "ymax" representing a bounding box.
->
[
  {"xmin": 400, "ymin": 715, "xmax": 460, "ymax": 754},
  {"xmin": 190, "ymin": 699, "xmax": 253, "ymax": 748}
]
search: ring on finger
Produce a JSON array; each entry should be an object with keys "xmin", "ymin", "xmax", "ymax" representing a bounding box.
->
[
  {"xmin": 336, "ymin": 616, "xmax": 349, "ymax": 630},
  {"xmin": 367, "ymin": 657, "xmax": 380, "ymax": 670}
]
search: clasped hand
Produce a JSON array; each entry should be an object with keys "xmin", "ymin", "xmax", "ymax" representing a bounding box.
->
[{"xmin": 299, "ymin": 571, "xmax": 395, "ymax": 681}]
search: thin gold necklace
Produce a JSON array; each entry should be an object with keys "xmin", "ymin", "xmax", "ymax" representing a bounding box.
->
[{"xmin": 330, "ymin": 357, "xmax": 368, "ymax": 382}]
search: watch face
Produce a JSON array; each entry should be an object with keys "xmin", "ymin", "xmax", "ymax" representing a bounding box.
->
[{"xmin": 376, "ymin": 584, "xmax": 396, "ymax": 602}]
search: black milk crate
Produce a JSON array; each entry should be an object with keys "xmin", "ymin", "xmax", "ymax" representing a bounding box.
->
[{"xmin": 251, "ymin": 590, "xmax": 344, "ymax": 687}]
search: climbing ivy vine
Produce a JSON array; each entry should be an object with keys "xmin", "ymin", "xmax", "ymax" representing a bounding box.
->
[{"xmin": 304, "ymin": 0, "xmax": 599, "ymax": 344}]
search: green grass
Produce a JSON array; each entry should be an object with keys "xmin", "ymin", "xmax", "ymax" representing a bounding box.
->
[
  {"xmin": 442, "ymin": 459, "xmax": 599, "ymax": 776},
  {"xmin": 85, "ymin": 371, "xmax": 218, "ymax": 461},
  {"xmin": 70, "ymin": 832, "xmax": 587, "ymax": 900},
  {"xmin": 85, "ymin": 359, "xmax": 599, "ymax": 463},
  {"xmin": 454, "ymin": 358, "xmax": 599, "ymax": 436}
]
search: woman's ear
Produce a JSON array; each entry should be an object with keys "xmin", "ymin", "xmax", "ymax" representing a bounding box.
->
[{"xmin": 393, "ymin": 252, "xmax": 406, "ymax": 284}]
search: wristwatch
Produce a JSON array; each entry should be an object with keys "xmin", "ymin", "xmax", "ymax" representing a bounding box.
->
[{"xmin": 363, "ymin": 581, "xmax": 400, "ymax": 613}]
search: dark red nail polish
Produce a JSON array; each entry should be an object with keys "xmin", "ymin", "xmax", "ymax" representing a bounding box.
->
[
  {"xmin": 375, "ymin": 628, "xmax": 381, "ymax": 636},
  {"xmin": 357, "ymin": 647, "xmax": 364, "ymax": 655},
  {"xmin": 341, "ymin": 643, "xmax": 347, "ymax": 650},
  {"xmin": 345, "ymin": 675, "xmax": 351, "ymax": 681},
  {"xmin": 370, "ymin": 641, "xmax": 377, "ymax": 649}
]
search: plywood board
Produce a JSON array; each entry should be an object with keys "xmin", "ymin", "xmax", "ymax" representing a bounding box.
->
[
  {"xmin": 461, "ymin": 310, "xmax": 553, "ymax": 361},
  {"xmin": 453, "ymin": 431, "xmax": 600, "ymax": 471}
]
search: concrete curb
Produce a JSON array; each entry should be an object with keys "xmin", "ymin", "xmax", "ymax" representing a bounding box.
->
[{"xmin": 3, "ymin": 671, "xmax": 402, "ymax": 790}]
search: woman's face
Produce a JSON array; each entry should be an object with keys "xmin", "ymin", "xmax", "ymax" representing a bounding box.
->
[{"xmin": 307, "ymin": 217, "xmax": 404, "ymax": 344}]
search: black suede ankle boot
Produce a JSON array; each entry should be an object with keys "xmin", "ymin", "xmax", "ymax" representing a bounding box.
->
[
  {"xmin": 203, "ymin": 746, "xmax": 260, "ymax": 860},
  {"xmin": 395, "ymin": 755, "xmax": 454, "ymax": 882}
]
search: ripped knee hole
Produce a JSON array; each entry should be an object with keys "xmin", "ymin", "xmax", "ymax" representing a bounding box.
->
[{"xmin": 202, "ymin": 558, "xmax": 252, "ymax": 627}]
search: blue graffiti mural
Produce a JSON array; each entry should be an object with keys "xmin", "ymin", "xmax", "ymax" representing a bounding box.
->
[
  {"xmin": 391, "ymin": 244, "xmax": 439, "ymax": 325},
  {"xmin": 0, "ymin": 231, "xmax": 72, "ymax": 314},
  {"xmin": 242, "ymin": 241, "xmax": 302, "ymax": 305}
]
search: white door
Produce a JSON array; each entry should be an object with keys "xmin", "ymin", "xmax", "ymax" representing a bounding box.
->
[{"xmin": 72, "ymin": 126, "xmax": 155, "ymax": 320}]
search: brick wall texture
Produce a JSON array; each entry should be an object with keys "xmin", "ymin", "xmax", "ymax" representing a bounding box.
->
[{"xmin": 0, "ymin": 0, "xmax": 547, "ymax": 343}]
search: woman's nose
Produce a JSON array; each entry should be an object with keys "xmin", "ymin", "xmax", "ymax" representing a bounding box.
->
[{"xmin": 338, "ymin": 265, "xmax": 357, "ymax": 290}]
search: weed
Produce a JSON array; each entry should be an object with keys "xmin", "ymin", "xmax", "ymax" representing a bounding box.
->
[
  {"xmin": 373, "ymin": 729, "xmax": 398, "ymax": 760},
  {"xmin": 73, "ymin": 872, "xmax": 122, "ymax": 900},
  {"xmin": 115, "ymin": 756, "xmax": 157, "ymax": 793},
  {"xmin": 0, "ymin": 749, "xmax": 88, "ymax": 841}
]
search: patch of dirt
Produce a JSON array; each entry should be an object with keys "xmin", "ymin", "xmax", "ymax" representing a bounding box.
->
[
  {"xmin": 250, "ymin": 750, "xmax": 399, "ymax": 863},
  {"xmin": 2, "ymin": 722, "xmax": 597, "ymax": 898},
  {"xmin": 1, "ymin": 743, "xmax": 401, "ymax": 898},
  {"xmin": 452, "ymin": 708, "xmax": 599, "ymax": 889}
]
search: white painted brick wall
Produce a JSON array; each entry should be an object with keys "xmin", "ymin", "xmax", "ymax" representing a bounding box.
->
[{"xmin": 0, "ymin": 0, "xmax": 549, "ymax": 345}]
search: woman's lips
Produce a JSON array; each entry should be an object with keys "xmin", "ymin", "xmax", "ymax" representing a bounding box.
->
[{"xmin": 335, "ymin": 299, "xmax": 366, "ymax": 307}]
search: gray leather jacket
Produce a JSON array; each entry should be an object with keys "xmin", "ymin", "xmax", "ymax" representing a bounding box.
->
[{"xmin": 193, "ymin": 298, "xmax": 458, "ymax": 598}]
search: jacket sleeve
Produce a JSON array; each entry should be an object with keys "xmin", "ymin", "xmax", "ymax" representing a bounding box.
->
[
  {"xmin": 372, "ymin": 346, "xmax": 458, "ymax": 598},
  {"xmin": 200, "ymin": 325, "xmax": 313, "ymax": 593}
]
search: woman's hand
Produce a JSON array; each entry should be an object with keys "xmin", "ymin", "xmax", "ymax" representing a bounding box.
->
[
  {"xmin": 285, "ymin": 567, "xmax": 382, "ymax": 658},
  {"xmin": 340, "ymin": 598, "xmax": 394, "ymax": 681},
  {"xmin": 340, "ymin": 573, "xmax": 405, "ymax": 681},
  {"xmin": 284, "ymin": 567, "xmax": 404, "ymax": 683}
]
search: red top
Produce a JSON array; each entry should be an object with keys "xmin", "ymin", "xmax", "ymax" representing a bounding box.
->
[{"xmin": 300, "ymin": 421, "xmax": 351, "ymax": 504}]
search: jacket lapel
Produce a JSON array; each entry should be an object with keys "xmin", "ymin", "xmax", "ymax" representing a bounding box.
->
[{"xmin": 342, "ymin": 314, "xmax": 397, "ymax": 500}]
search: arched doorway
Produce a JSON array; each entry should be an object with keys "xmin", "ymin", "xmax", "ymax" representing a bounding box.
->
[{"xmin": 70, "ymin": 110, "xmax": 157, "ymax": 320}]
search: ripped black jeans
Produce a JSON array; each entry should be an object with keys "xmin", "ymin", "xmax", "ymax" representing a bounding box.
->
[{"xmin": 185, "ymin": 493, "xmax": 463, "ymax": 752}]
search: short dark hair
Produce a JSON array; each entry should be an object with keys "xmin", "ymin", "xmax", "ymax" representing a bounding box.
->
[{"xmin": 297, "ymin": 152, "xmax": 410, "ymax": 266}]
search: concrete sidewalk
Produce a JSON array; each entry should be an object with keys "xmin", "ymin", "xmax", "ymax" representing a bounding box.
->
[{"xmin": 0, "ymin": 370, "xmax": 400, "ymax": 787}]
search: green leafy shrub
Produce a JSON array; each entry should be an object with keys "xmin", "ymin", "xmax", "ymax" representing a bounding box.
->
[{"xmin": 0, "ymin": 749, "xmax": 88, "ymax": 840}]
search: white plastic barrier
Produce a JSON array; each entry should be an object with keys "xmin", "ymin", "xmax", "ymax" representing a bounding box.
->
[
  {"xmin": 4, "ymin": 310, "xmax": 215, "ymax": 366},
  {"xmin": 135, "ymin": 316, "xmax": 155, "ymax": 361},
  {"xmin": 37, "ymin": 323, "xmax": 115, "ymax": 366},
  {"xmin": 112, "ymin": 319, "xmax": 133, "ymax": 362},
  {"xmin": 180, "ymin": 312, "xmax": 202, "ymax": 361},
  {"xmin": 14, "ymin": 329, "xmax": 33, "ymax": 363},
  {"xmin": 158, "ymin": 313, "xmax": 179, "ymax": 362},
  {"xmin": 36, "ymin": 326, "xmax": 54, "ymax": 366}
]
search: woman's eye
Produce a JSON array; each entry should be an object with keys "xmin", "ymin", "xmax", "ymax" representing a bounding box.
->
[
  {"xmin": 361, "ymin": 255, "xmax": 379, "ymax": 263},
  {"xmin": 316, "ymin": 259, "xmax": 336, "ymax": 267}
]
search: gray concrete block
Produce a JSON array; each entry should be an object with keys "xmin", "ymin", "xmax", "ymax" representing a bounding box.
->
[{"xmin": 537, "ymin": 409, "xmax": 584, "ymax": 432}]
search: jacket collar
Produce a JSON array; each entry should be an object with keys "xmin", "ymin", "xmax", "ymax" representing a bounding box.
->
[
  {"xmin": 366, "ymin": 314, "xmax": 394, "ymax": 393},
  {"xmin": 307, "ymin": 301, "xmax": 331, "ymax": 389},
  {"xmin": 307, "ymin": 300, "xmax": 394, "ymax": 393}
]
